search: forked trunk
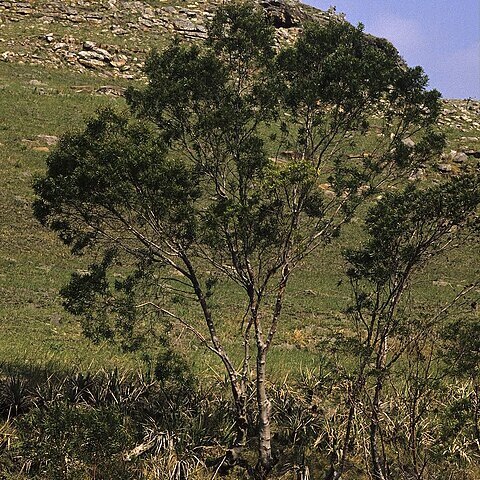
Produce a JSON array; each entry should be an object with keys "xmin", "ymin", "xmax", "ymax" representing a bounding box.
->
[
  {"xmin": 212, "ymin": 380, "xmax": 249, "ymax": 475},
  {"xmin": 232, "ymin": 385, "xmax": 249, "ymax": 448}
]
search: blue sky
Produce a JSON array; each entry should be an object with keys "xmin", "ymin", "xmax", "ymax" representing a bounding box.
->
[{"xmin": 305, "ymin": 1, "xmax": 480, "ymax": 99}]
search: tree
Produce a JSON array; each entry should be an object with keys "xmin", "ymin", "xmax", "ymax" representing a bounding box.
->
[
  {"xmin": 333, "ymin": 176, "xmax": 480, "ymax": 480},
  {"xmin": 33, "ymin": 3, "xmax": 444, "ymax": 477}
]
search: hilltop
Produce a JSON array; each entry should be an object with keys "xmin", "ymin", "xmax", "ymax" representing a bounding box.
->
[
  {"xmin": 1, "ymin": 0, "xmax": 479, "ymax": 144},
  {"xmin": 0, "ymin": 0, "xmax": 339, "ymax": 78}
]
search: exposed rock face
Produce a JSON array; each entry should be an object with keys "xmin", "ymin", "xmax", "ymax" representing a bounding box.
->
[
  {"xmin": 261, "ymin": 0, "xmax": 311, "ymax": 28},
  {"xmin": 1, "ymin": 0, "xmax": 478, "ymax": 157},
  {"xmin": 0, "ymin": 0, "xmax": 342, "ymax": 78}
]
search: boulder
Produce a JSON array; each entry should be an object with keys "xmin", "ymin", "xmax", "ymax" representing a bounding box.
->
[
  {"xmin": 260, "ymin": 0, "xmax": 302, "ymax": 28},
  {"xmin": 78, "ymin": 58, "xmax": 106, "ymax": 69},
  {"xmin": 402, "ymin": 137, "xmax": 415, "ymax": 148},
  {"xmin": 437, "ymin": 163, "xmax": 453, "ymax": 173},
  {"xmin": 465, "ymin": 150, "xmax": 480, "ymax": 159},
  {"xmin": 36, "ymin": 134, "xmax": 59, "ymax": 146},
  {"xmin": 78, "ymin": 50, "xmax": 106, "ymax": 62},
  {"xmin": 173, "ymin": 18, "xmax": 196, "ymax": 31}
]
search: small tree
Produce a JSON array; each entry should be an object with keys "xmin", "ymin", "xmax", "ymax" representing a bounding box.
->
[
  {"xmin": 442, "ymin": 284, "xmax": 480, "ymax": 460},
  {"xmin": 336, "ymin": 176, "xmax": 480, "ymax": 480},
  {"xmin": 33, "ymin": 3, "xmax": 443, "ymax": 477}
]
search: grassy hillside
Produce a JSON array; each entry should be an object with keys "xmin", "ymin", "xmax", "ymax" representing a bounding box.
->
[
  {"xmin": 1, "ymin": 0, "xmax": 479, "ymax": 378},
  {"xmin": 0, "ymin": 62, "xmax": 142, "ymax": 371}
]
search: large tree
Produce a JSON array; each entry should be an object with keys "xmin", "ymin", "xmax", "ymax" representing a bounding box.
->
[{"xmin": 33, "ymin": 3, "xmax": 444, "ymax": 477}]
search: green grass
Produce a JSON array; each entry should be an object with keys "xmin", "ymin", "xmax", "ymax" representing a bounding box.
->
[
  {"xmin": 0, "ymin": 13, "xmax": 478, "ymax": 480},
  {"xmin": 0, "ymin": 62, "xmax": 146, "ymax": 373},
  {"xmin": 0, "ymin": 53, "xmax": 479, "ymax": 383}
]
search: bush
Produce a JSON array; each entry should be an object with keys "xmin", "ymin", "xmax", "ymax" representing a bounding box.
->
[{"xmin": 15, "ymin": 403, "xmax": 138, "ymax": 479}]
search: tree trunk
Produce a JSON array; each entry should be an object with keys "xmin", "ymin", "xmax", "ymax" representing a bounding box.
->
[
  {"xmin": 474, "ymin": 383, "xmax": 480, "ymax": 445},
  {"xmin": 370, "ymin": 338, "xmax": 388, "ymax": 480},
  {"xmin": 369, "ymin": 387, "xmax": 386, "ymax": 480},
  {"xmin": 255, "ymin": 345, "xmax": 273, "ymax": 478},
  {"xmin": 232, "ymin": 384, "xmax": 249, "ymax": 448}
]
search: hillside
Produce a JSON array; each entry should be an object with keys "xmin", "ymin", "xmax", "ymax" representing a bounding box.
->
[
  {"xmin": 1, "ymin": 0, "xmax": 478, "ymax": 129},
  {"xmin": 0, "ymin": 0, "xmax": 335, "ymax": 77},
  {"xmin": 1, "ymin": 0, "xmax": 479, "ymax": 371}
]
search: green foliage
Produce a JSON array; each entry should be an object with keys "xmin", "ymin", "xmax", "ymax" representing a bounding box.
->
[
  {"xmin": 443, "ymin": 315, "xmax": 480, "ymax": 379},
  {"xmin": 346, "ymin": 175, "xmax": 480, "ymax": 286},
  {"xmin": 34, "ymin": 108, "xmax": 200, "ymax": 253},
  {"xmin": 0, "ymin": 364, "xmax": 240, "ymax": 480},
  {"xmin": 17, "ymin": 403, "xmax": 137, "ymax": 479},
  {"xmin": 207, "ymin": 1, "xmax": 275, "ymax": 64},
  {"xmin": 340, "ymin": 174, "xmax": 480, "ymax": 479},
  {"xmin": 34, "ymin": 6, "xmax": 444, "ymax": 316},
  {"xmin": 278, "ymin": 21, "xmax": 398, "ymax": 111},
  {"xmin": 153, "ymin": 349, "xmax": 196, "ymax": 389}
]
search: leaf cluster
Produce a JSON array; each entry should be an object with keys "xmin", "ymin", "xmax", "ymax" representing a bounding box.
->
[{"xmin": 346, "ymin": 175, "xmax": 480, "ymax": 285}]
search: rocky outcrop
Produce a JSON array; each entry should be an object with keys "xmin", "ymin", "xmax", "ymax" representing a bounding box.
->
[
  {"xmin": 439, "ymin": 99, "xmax": 480, "ymax": 131},
  {"xmin": 2, "ymin": 0, "xmax": 477, "ymax": 179},
  {"xmin": 260, "ymin": 0, "xmax": 332, "ymax": 28},
  {"xmin": 1, "ymin": 1, "xmax": 478, "ymax": 155},
  {"xmin": 0, "ymin": 0, "xmax": 343, "ymax": 77}
]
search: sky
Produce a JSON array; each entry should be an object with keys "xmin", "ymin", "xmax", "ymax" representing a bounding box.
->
[{"xmin": 305, "ymin": 1, "xmax": 480, "ymax": 99}]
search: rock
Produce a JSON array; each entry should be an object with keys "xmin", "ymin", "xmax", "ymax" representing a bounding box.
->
[
  {"xmin": 173, "ymin": 18, "xmax": 197, "ymax": 31},
  {"xmin": 111, "ymin": 26, "xmax": 128, "ymax": 35},
  {"xmin": 1, "ymin": 51, "xmax": 15, "ymax": 61},
  {"xmin": 402, "ymin": 137, "xmax": 415, "ymax": 148},
  {"xmin": 139, "ymin": 17, "xmax": 155, "ymax": 28},
  {"xmin": 464, "ymin": 150, "xmax": 480, "ymax": 159},
  {"xmin": 142, "ymin": 7, "xmax": 155, "ymax": 19},
  {"xmin": 408, "ymin": 168, "xmax": 425, "ymax": 181},
  {"xmin": 36, "ymin": 134, "xmax": 59, "ymax": 146},
  {"xmin": 437, "ymin": 163, "xmax": 453, "ymax": 173},
  {"xmin": 96, "ymin": 85, "xmax": 126, "ymax": 96},
  {"xmin": 452, "ymin": 152, "xmax": 468, "ymax": 163},
  {"xmin": 109, "ymin": 54, "xmax": 127, "ymax": 68},
  {"xmin": 71, "ymin": 85, "xmax": 95, "ymax": 93},
  {"xmin": 260, "ymin": 0, "xmax": 302, "ymax": 28},
  {"xmin": 0, "ymin": 0, "xmax": 429, "ymax": 81},
  {"xmin": 78, "ymin": 58, "xmax": 106, "ymax": 69},
  {"xmin": 53, "ymin": 42, "xmax": 68, "ymax": 51},
  {"xmin": 64, "ymin": 52, "xmax": 77, "ymax": 64},
  {"xmin": 78, "ymin": 50, "xmax": 106, "ymax": 61},
  {"xmin": 83, "ymin": 40, "xmax": 96, "ymax": 50},
  {"xmin": 163, "ymin": 6, "xmax": 178, "ymax": 14},
  {"xmin": 93, "ymin": 47, "xmax": 112, "ymax": 60},
  {"xmin": 442, "ymin": 150, "xmax": 469, "ymax": 163}
]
